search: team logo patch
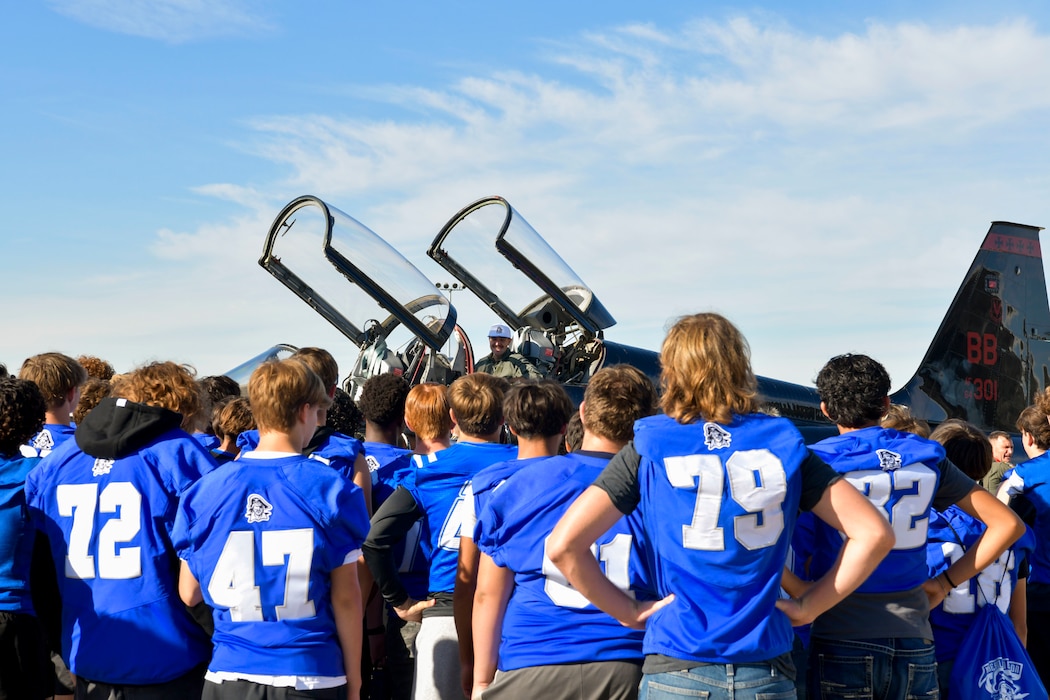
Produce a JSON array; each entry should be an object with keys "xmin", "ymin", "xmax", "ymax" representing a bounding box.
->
[
  {"xmin": 876, "ymin": 449, "xmax": 902, "ymax": 472},
  {"xmin": 366, "ymin": 455, "xmax": 380, "ymax": 473},
  {"xmin": 703, "ymin": 422, "xmax": 732, "ymax": 450},
  {"xmin": 32, "ymin": 429, "xmax": 55, "ymax": 451},
  {"xmin": 979, "ymin": 657, "xmax": 1029, "ymax": 700},
  {"xmin": 245, "ymin": 494, "xmax": 274, "ymax": 523},
  {"xmin": 92, "ymin": 459, "xmax": 115, "ymax": 477}
]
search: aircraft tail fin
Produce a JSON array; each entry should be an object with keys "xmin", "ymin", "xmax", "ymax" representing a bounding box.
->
[{"xmin": 892, "ymin": 222, "xmax": 1050, "ymax": 434}]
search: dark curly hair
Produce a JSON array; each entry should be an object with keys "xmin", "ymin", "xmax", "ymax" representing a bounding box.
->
[
  {"xmin": 327, "ymin": 387, "xmax": 364, "ymax": 438},
  {"xmin": 73, "ymin": 378, "xmax": 111, "ymax": 425},
  {"xmin": 358, "ymin": 373, "xmax": 410, "ymax": 429},
  {"xmin": 816, "ymin": 354, "xmax": 891, "ymax": 428},
  {"xmin": 0, "ymin": 378, "xmax": 47, "ymax": 457}
]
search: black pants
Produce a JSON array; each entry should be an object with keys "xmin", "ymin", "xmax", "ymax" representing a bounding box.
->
[{"xmin": 0, "ymin": 611, "xmax": 52, "ymax": 700}]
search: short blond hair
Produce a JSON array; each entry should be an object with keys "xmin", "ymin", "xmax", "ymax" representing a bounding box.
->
[
  {"xmin": 109, "ymin": 361, "xmax": 203, "ymax": 431},
  {"xmin": 404, "ymin": 383, "xmax": 452, "ymax": 441},
  {"xmin": 249, "ymin": 359, "xmax": 331, "ymax": 433},
  {"xmin": 449, "ymin": 373, "xmax": 507, "ymax": 437},
  {"xmin": 292, "ymin": 347, "xmax": 339, "ymax": 392},
  {"xmin": 19, "ymin": 353, "xmax": 87, "ymax": 409},
  {"xmin": 660, "ymin": 313, "xmax": 760, "ymax": 425}
]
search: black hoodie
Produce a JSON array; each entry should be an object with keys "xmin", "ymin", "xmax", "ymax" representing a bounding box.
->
[{"xmin": 75, "ymin": 398, "xmax": 183, "ymax": 460}]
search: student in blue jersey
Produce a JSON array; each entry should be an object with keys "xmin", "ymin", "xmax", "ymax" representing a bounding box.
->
[
  {"xmin": 471, "ymin": 365, "xmax": 658, "ymax": 700},
  {"xmin": 926, "ymin": 419, "xmax": 1034, "ymax": 698},
  {"xmin": 18, "ymin": 352, "xmax": 87, "ymax": 458},
  {"xmin": 238, "ymin": 348, "xmax": 372, "ymax": 513},
  {"xmin": 360, "ymin": 373, "xmax": 414, "ymax": 509},
  {"xmin": 364, "ymin": 373, "xmax": 516, "ymax": 700},
  {"xmin": 804, "ymin": 354, "xmax": 1024, "ymax": 700},
  {"xmin": 174, "ymin": 358, "xmax": 370, "ymax": 700},
  {"xmin": 997, "ymin": 398, "xmax": 1050, "ymax": 683},
  {"xmin": 455, "ymin": 380, "xmax": 574, "ymax": 697},
  {"xmin": 193, "ymin": 375, "xmax": 241, "ymax": 451},
  {"xmin": 209, "ymin": 397, "xmax": 254, "ymax": 464},
  {"xmin": 377, "ymin": 383, "xmax": 454, "ymax": 700},
  {"xmin": 358, "ymin": 372, "xmax": 414, "ymax": 696},
  {"xmin": 0, "ymin": 377, "xmax": 52, "ymax": 699},
  {"xmin": 25, "ymin": 361, "xmax": 216, "ymax": 698},
  {"xmin": 548, "ymin": 313, "xmax": 897, "ymax": 700}
]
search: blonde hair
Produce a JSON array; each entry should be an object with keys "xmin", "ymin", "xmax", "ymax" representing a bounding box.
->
[
  {"xmin": 110, "ymin": 361, "xmax": 203, "ymax": 431},
  {"xmin": 404, "ymin": 383, "xmax": 452, "ymax": 441},
  {"xmin": 660, "ymin": 313, "xmax": 760, "ymax": 425},
  {"xmin": 249, "ymin": 359, "xmax": 331, "ymax": 433},
  {"xmin": 449, "ymin": 373, "xmax": 508, "ymax": 437},
  {"xmin": 19, "ymin": 353, "xmax": 87, "ymax": 409},
  {"xmin": 292, "ymin": 347, "xmax": 339, "ymax": 392}
]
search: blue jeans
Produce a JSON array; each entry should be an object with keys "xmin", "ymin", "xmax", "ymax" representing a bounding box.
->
[
  {"xmin": 640, "ymin": 663, "xmax": 796, "ymax": 700},
  {"xmin": 809, "ymin": 637, "xmax": 939, "ymax": 700}
]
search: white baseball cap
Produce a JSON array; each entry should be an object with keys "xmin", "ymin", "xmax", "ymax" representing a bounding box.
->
[{"xmin": 488, "ymin": 323, "xmax": 512, "ymax": 339}]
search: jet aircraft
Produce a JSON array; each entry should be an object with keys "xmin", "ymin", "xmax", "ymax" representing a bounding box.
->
[{"xmin": 231, "ymin": 194, "xmax": 1050, "ymax": 444}]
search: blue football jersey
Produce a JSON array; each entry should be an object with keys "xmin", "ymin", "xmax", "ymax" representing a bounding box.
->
[
  {"xmin": 22, "ymin": 423, "xmax": 75, "ymax": 458},
  {"xmin": 477, "ymin": 453, "xmax": 650, "ymax": 670},
  {"xmin": 809, "ymin": 427, "xmax": 945, "ymax": 593},
  {"xmin": 1000, "ymin": 452, "xmax": 1050, "ymax": 585},
  {"xmin": 24, "ymin": 428, "xmax": 214, "ymax": 684},
  {"xmin": 403, "ymin": 441, "xmax": 516, "ymax": 594},
  {"xmin": 926, "ymin": 505, "xmax": 1036, "ymax": 663},
  {"xmin": 0, "ymin": 454, "xmax": 42, "ymax": 613},
  {"xmin": 466, "ymin": 456, "xmax": 547, "ymax": 540},
  {"xmin": 365, "ymin": 441, "xmax": 414, "ymax": 507},
  {"xmin": 174, "ymin": 454, "xmax": 370, "ymax": 678},
  {"xmin": 192, "ymin": 432, "xmax": 221, "ymax": 451},
  {"xmin": 238, "ymin": 429, "xmax": 364, "ymax": 483},
  {"xmin": 629, "ymin": 412, "xmax": 809, "ymax": 663},
  {"xmin": 366, "ymin": 442, "xmax": 427, "ymax": 599}
]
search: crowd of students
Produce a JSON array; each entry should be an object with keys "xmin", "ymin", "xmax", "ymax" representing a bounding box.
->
[{"xmin": 0, "ymin": 312, "xmax": 1047, "ymax": 700}]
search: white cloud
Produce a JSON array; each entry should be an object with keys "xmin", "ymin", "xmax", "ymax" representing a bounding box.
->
[
  {"xmin": 96, "ymin": 14, "xmax": 1050, "ymax": 385},
  {"xmin": 47, "ymin": 0, "xmax": 272, "ymax": 42}
]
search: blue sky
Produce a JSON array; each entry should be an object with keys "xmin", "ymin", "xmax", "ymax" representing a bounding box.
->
[{"xmin": 4, "ymin": 0, "xmax": 1050, "ymax": 389}]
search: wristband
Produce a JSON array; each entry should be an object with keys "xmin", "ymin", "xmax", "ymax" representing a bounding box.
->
[{"xmin": 943, "ymin": 571, "xmax": 957, "ymax": 589}]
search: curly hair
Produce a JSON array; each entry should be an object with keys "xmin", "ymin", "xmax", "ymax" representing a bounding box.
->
[
  {"xmin": 816, "ymin": 354, "xmax": 891, "ymax": 429},
  {"xmin": 77, "ymin": 355, "xmax": 115, "ymax": 381},
  {"xmin": 0, "ymin": 378, "xmax": 47, "ymax": 457},
  {"xmin": 110, "ymin": 361, "xmax": 204, "ymax": 432},
  {"xmin": 929, "ymin": 419, "xmax": 992, "ymax": 482},
  {"xmin": 660, "ymin": 313, "xmax": 760, "ymax": 425},
  {"xmin": 358, "ymin": 373, "xmax": 410, "ymax": 429},
  {"xmin": 73, "ymin": 378, "xmax": 111, "ymax": 425},
  {"xmin": 504, "ymin": 380, "xmax": 574, "ymax": 439},
  {"xmin": 327, "ymin": 387, "xmax": 364, "ymax": 438}
]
